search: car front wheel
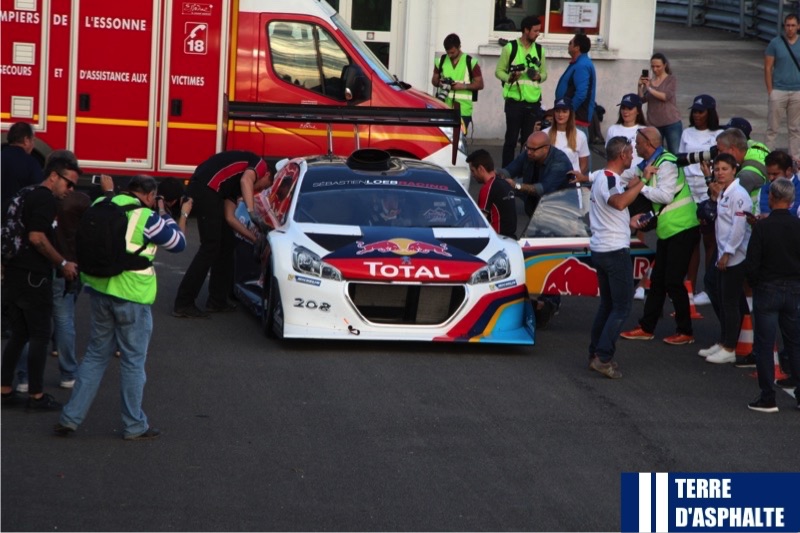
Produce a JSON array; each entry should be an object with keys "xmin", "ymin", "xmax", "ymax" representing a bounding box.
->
[{"xmin": 262, "ymin": 276, "xmax": 284, "ymax": 339}]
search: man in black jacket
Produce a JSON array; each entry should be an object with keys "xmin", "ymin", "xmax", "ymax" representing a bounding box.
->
[{"xmin": 744, "ymin": 178, "xmax": 800, "ymax": 413}]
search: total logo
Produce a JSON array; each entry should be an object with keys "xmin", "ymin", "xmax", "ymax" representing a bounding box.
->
[
  {"xmin": 364, "ymin": 261, "xmax": 450, "ymax": 279},
  {"xmin": 356, "ymin": 238, "xmax": 451, "ymax": 257}
]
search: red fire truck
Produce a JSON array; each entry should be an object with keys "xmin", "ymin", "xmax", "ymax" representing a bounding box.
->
[{"xmin": 0, "ymin": 0, "xmax": 469, "ymax": 185}]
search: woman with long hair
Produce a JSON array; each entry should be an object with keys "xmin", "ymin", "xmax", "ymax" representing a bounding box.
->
[
  {"xmin": 679, "ymin": 94, "xmax": 722, "ymax": 305},
  {"xmin": 542, "ymin": 97, "xmax": 590, "ymax": 175},
  {"xmin": 638, "ymin": 53, "xmax": 683, "ymax": 153}
]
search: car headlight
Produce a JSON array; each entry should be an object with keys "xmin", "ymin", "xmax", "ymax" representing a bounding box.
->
[
  {"xmin": 468, "ymin": 250, "xmax": 511, "ymax": 285},
  {"xmin": 292, "ymin": 245, "xmax": 342, "ymax": 281},
  {"xmin": 439, "ymin": 126, "xmax": 468, "ymax": 155}
]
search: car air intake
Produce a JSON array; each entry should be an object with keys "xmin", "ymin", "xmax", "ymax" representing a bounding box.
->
[
  {"xmin": 347, "ymin": 283, "xmax": 465, "ymax": 325},
  {"xmin": 346, "ymin": 148, "xmax": 392, "ymax": 171}
]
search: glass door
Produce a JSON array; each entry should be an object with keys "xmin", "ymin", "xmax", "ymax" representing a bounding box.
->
[{"xmin": 330, "ymin": 0, "xmax": 398, "ymax": 72}]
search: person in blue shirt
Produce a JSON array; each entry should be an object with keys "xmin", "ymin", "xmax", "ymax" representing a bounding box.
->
[
  {"xmin": 762, "ymin": 150, "xmax": 800, "ymax": 215},
  {"xmin": 499, "ymin": 131, "xmax": 573, "ymax": 217},
  {"xmin": 555, "ymin": 33, "xmax": 596, "ymax": 140}
]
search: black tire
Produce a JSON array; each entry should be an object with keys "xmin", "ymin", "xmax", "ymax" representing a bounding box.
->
[{"xmin": 262, "ymin": 276, "xmax": 284, "ymax": 339}]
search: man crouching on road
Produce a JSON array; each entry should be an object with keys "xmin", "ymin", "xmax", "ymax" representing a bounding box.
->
[
  {"xmin": 56, "ymin": 175, "xmax": 189, "ymax": 441},
  {"xmin": 587, "ymin": 137, "xmax": 644, "ymax": 379}
]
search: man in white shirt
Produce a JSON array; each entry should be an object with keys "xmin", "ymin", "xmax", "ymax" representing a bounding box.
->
[{"xmin": 587, "ymin": 137, "xmax": 645, "ymax": 379}]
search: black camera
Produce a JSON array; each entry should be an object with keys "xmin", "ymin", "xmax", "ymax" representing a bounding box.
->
[
  {"xmin": 675, "ymin": 145, "xmax": 719, "ymax": 167},
  {"xmin": 435, "ymin": 77, "xmax": 455, "ymax": 101},
  {"xmin": 509, "ymin": 64, "xmax": 525, "ymax": 74}
]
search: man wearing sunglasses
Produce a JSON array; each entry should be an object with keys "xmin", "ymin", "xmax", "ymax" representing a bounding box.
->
[
  {"xmin": 499, "ymin": 131, "xmax": 573, "ymax": 218},
  {"xmin": 1, "ymin": 155, "xmax": 80, "ymax": 411}
]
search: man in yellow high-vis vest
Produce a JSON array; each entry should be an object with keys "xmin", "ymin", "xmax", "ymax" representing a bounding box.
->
[{"xmin": 432, "ymin": 33, "xmax": 484, "ymax": 131}]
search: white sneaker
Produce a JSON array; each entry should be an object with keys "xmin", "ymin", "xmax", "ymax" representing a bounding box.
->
[
  {"xmin": 693, "ymin": 291, "xmax": 711, "ymax": 306},
  {"xmin": 634, "ymin": 287, "xmax": 645, "ymax": 301},
  {"xmin": 706, "ymin": 348, "xmax": 736, "ymax": 364},
  {"xmin": 698, "ymin": 343, "xmax": 722, "ymax": 358},
  {"xmin": 15, "ymin": 383, "xmax": 28, "ymax": 393},
  {"xmin": 59, "ymin": 379, "xmax": 76, "ymax": 389}
]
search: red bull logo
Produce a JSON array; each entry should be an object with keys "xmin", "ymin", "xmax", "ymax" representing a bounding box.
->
[
  {"xmin": 542, "ymin": 257, "xmax": 599, "ymax": 296},
  {"xmin": 356, "ymin": 238, "xmax": 451, "ymax": 257}
]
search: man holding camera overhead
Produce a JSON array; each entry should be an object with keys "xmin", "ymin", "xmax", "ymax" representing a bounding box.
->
[
  {"xmin": 495, "ymin": 16, "xmax": 547, "ymax": 167},
  {"xmin": 432, "ymin": 33, "xmax": 484, "ymax": 131}
]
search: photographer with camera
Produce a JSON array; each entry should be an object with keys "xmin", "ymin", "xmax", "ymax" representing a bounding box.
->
[
  {"xmin": 638, "ymin": 53, "xmax": 683, "ymax": 154},
  {"xmin": 432, "ymin": 33, "xmax": 484, "ymax": 131},
  {"xmin": 714, "ymin": 126, "xmax": 769, "ymax": 209},
  {"xmin": 555, "ymin": 33, "xmax": 597, "ymax": 142},
  {"xmin": 495, "ymin": 16, "xmax": 547, "ymax": 167}
]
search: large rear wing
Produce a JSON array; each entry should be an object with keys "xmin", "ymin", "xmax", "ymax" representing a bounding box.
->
[{"xmin": 227, "ymin": 101, "xmax": 462, "ymax": 165}]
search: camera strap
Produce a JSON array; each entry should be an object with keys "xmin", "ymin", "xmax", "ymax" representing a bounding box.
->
[{"xmin": 780, "ymin": 36, "xmax": 800, "ymax": 72}]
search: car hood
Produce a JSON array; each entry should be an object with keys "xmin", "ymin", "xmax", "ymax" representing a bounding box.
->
[{"xmin": 317, "ymin": 227, "xmax": 490, "ymax": 282}]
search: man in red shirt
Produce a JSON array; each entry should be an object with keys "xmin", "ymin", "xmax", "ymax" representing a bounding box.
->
[{"xmin": 467, "ymin": 149, "xmax": 517, "ymax": 238}]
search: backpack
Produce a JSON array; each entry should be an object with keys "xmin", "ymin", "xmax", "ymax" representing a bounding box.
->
[
  {"xmin": 1, "ymin": 185, "xmax": 37, "ymax": 264},
  {"xmin": 76, "ymin": 196, "xmax": 152, "ymax": 277},
  {"xmin": 438, "ymin": 53, "xmax": 479, "ymax": 102}
]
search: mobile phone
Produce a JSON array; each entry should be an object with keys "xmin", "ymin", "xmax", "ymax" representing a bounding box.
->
[
  {"xmin": 638, "ymin": 210, "xmax": 655, "ymax": 228},
  {"xmin": 91, "ymin": 174, "xmax": 101, "ymax": 185},
  {"xmin": 641, "ymin": 69, "xmax": 649, "ymax": 78}
]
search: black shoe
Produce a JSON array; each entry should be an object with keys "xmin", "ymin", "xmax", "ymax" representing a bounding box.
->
[
  {"xmin": 172, "ymin": 305, "xmax": 210, "ymax": 318},
  {"xmin": 53, "ymin": 423, "xmax": 75, "ymax": 437},
  {"xmin": 205, "ymin": 299, "xmax": 237, "ymax": 313},
  {"xmin": 747, "ymin": 395, "xmax": 778, "ymax": 413},
  {"xmin": 26, "ymin": 393, "xmax": 62, "ymax": 412},
  {"xmin": 124, "ymin": 427, "xmax": 161, "ymax": 441},
  {"xmin": 1, "ymin": 391, "xmax": 26, "ymax": 408},
  {"xmin": 734, "ymin": 353, "xmax": 756, "ymax": 368},
  {"xmin": 589, "ymin": 357, "xmax": 623, "ymax": 379},
  {"xmin": 776, "ymin": 376, "xmax": 798, "ymax": 388}
]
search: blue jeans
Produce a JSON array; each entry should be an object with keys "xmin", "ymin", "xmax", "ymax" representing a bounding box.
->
[
  {"xmin": 656, "ymin": 120, "xmax": 683, "ymax": 154},
  {"xmin": 60, "ymin": 290, "xmax": 153, "ymax": 438},
  {"xmin": 589, "ymin": 248, "xmax": 633, "ymax": 362},
  {"xmin": 752, "ymin": 280, "xmax": 800, "ymax": 401},
  {"xmin": 52, "ymin": 276, "xmax": 81, "ymax": 381}
]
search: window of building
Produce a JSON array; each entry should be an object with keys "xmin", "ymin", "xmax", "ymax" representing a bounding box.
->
[{"xmin": 494, "ymin": 0, "xmax": 602, "ymax": 42}]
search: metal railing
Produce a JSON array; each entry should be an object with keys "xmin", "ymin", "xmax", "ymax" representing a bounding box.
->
[{"xmin": 656, "ymin": 0, "xmax": 800, "ymax": 41}]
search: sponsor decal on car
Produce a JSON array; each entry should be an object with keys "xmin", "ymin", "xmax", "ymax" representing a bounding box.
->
[
  {"xmin": 290, "ymin": 274, "xmax": 322, "ymax": 287},
  {"xmin": 355, "ymin": 238, "xmax": 451, "ymax": 257}
]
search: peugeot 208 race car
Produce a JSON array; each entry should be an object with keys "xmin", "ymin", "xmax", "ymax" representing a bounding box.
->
[{"xmin": 233, "ymin": 149, "xmax": 535, "ymax": 345}]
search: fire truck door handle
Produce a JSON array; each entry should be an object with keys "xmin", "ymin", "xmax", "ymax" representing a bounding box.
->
[
  {"xmin": 79, "ymin": 94, "xmax": 90, "ymax": 111},
  {"xmin": 171, "ymin": 99, "xmax": 182, "ymax": 116}
]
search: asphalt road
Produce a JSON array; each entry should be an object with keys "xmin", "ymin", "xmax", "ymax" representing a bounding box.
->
[{"xmin": 2, "ymin": 203, "xmax": 797, "ymax": 532}]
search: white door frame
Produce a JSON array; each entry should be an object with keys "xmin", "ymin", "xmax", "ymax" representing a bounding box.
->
[{"xmin": 335, "ymin": 0, "xmax": 404, "ymax": 74}]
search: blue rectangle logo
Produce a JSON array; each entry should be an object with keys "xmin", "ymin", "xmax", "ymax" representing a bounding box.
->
[{"xmin": 621, "ymin": 472, "xmax": 800, "ymax": 532}]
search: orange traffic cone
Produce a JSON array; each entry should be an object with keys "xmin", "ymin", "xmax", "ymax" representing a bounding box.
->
[
  {"xmin": 774, "ymin": 344, "xmax": 790, "ymax": 381},
  {"xmin": 735, "ymin": 314, "xmax": 754, "ymax": 356},
  {"xmin": 685, "ymin": 280, "xmax": 703, "ymax": 319}
]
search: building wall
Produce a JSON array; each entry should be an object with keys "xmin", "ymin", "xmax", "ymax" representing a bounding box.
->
[{"xmin": 397, "ymin": 0, "xmax": 658, "ymax": 140}]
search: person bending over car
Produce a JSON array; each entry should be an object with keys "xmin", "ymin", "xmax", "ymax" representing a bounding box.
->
[{"xmin": 173, "ymin": 151, "xmax": 272, "ymax": 318}]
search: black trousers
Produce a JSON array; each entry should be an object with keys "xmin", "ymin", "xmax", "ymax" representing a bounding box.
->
[
  {"xmin": 640, "ymin": 226, "xmax": 700, "ymax": 335},
  {"xmin": 1, "ymin": 268, "xmax": 53, "ymax": 395},
  {"xmin": 502, "ymin": 99, "xmax": 541, "ymax": 167},
  {"xmin": 174, "ymin": 182, "xmax": 236, "ymax": 309}
]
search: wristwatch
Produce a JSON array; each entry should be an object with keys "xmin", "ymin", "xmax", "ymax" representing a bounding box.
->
[
  {"xmin": 59, "ymin": 259, "xmax": 67, "ymax": 269},
  {"xmin": 514, "ymin": 183, "xmax": 522, "ymax": 191}
]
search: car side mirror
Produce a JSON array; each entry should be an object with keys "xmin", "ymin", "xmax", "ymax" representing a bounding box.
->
[{"xmin": 342, "ymin": 64, "xmax": 371, "ymax": 103}]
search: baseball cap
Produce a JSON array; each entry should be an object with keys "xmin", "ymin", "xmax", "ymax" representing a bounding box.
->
[
  {"xmin": 553, "ymin": 97, "xmax": 572, "ymax": 110},
  {"xmin": 724, "ymin": 117, "xmax": 752, "ymax": 139},
  {"xmin": 617, "ymin": 93, "xmax": 642, "ymax": 108},
  {"xmin": 690, "ymin": 94, "xmax": 716, "ymax": 111}
]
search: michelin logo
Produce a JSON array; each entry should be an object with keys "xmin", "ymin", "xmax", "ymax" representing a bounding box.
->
[
  {"xmin": 294, "ymin": 275, "xmax": 321, "ymax": 287},
  {"xmin": 621, "ymin": 472, "xmax": 799, "ymax": 532}
]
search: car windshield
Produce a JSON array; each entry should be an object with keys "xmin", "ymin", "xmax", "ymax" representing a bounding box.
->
[
  {"xmin": 524, "ymin": 188, "xmax": 592, "ymax": 238},
  {"xmin": 294, "ymin": 185, "xmax": 487, "ymax": 229}
]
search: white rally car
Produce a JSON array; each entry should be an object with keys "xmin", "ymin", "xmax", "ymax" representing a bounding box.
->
[{"xmin": 233, "ymin": 149, "xmax": 535, "ymax": 345}]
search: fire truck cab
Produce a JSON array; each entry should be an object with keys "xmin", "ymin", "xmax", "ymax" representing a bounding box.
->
[{"xmin": 0, "ymin": 0, "xmax": 469, "ymax": 186}]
